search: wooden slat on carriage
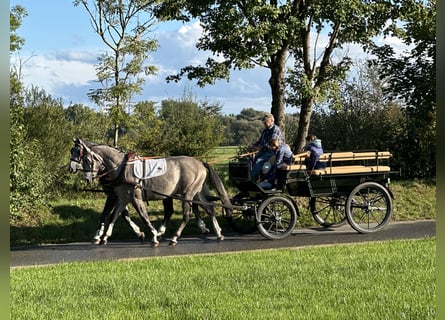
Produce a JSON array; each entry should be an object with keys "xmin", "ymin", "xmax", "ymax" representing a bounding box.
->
[{"xmin": 279, "ymin": 150, "xmax": 397, "ymax": 198}]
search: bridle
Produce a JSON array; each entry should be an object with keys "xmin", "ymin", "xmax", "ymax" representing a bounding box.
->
[{"xmin": 72, "ymin": 143, "xmax": 120, "ymax": 180}]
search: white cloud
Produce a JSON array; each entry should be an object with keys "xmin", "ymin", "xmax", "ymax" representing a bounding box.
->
[
  {"xmin": 12, "ymin": 52, "xmax": 97, "ymax": 93},
  {"xmin": 177, "ymin": 21, "xmax": 203, "ymax": 48}
]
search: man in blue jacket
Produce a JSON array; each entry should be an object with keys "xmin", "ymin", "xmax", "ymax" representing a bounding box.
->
[{"xmin": 248, "ymin": 113, "xmax": 283, "ymax": 182}]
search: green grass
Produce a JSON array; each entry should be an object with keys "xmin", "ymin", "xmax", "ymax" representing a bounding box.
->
[{"xmin": 10, "ymin": 238, "xmax": 435, "ymax": 320}]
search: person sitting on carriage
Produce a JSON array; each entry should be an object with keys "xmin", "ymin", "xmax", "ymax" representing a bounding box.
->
[
  {"xmin": 303, "ymin": 134, "xmax": 326, "ymax": 171},
  {"xmin": 248, "ymin": 113, "xmax": 284, "ymax": 182},
  {"xmin": 258, "ymin": 138, "xmax": 294, "ymax": 190}
]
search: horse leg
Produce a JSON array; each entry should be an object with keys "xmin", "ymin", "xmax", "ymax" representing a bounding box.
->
[
  {"xmin": 198, "ymin": 192, "xmax": 224, "ymax": 242},
  {"xmin": 170, "ymin": 200, "xmax": 193, "ymax": 246},
  {"xmin": 194, "ymin": 185, "xmax": 215, "ymax": 234},
  {"xmin": 121, "ymin": 208, "xmax": 145, "ymax": 243},
  {"xmin": 193, "ymin": 202, "xmax": 210, "ymax": 234},
  {"xmin": 93, "ymin": 189, "xmax": 115, "ymax": 244},
  {"xmin": 158, "ymin": 198, "xmax": 174, "ymax": 237},
  {"xmin": 131, "ymin": 187, "xmax": 160, "ymax": 247},
  {"xmin": 100, "ymin": 200, "xmax": 125, "ymax": 245}
]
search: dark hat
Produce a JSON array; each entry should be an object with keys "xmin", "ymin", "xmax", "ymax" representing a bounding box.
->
[{"xmin": 262, "ymin": 113, "xmax": 274, "ymax": 121}]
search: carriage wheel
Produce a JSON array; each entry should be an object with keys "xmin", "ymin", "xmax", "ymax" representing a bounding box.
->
[
  {"xmin": 345, "ymin": 182, "xmax": 392, "ymax": 233},
  {"xmin": 226, "ymin": 194, "xmax": 258, "ymax": 234},
  {"xmin": 309, "ymin": 196, "xmax": 347, "ymax": 228},
  {"xmin": 256, "ymin": 196, "xmax": 297, "ymax": 240}
]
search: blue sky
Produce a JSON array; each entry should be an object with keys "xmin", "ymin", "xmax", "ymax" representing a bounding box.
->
[{"xmin": 10, "ymin": 0, "xmax": 407, "ymax": 115}]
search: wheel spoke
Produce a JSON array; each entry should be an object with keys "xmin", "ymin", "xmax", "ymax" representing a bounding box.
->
[{"xmin": 346, "ymin": 182, "xmax": 393, "ymax": 233}]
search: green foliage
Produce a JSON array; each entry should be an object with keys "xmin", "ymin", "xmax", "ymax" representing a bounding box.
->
[
  {"xmin": 65, "ymin": 104, "xmax": 113, "ymax": 141},
  {"xmin": 23, "ymin": 86, "xmax": 75, "ymax": 180},
  {"xmin": 369, "ymin": 0, "xmax": 436, "ymax": 178},
  {"xmin": 10, "ymin": 5, "xmax": 27, "ymax": 52},
  {"xmin": 158, "ymin": 95, "xmax": 225, "ymax": 156},
  {"xmin": 10, "ymin": 73, "xmax": 48, "ymax": 220},
  {"xmin": 117, "ymin": 100, "xmax": 164, "ymax": 155}
]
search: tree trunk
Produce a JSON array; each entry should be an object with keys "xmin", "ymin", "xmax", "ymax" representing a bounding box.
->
[
  {"xmin": 268, "ymin": 47, "xmax": 288, "ymax": 141},
  {"xmin": 293, "ymin": 96, "xmax": 314, "ymax": 153}
]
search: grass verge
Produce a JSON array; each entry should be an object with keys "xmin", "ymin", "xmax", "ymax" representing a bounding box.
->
[{"xmin": 10, "ymin": 238, "xmax": 435, "ymax": 320}]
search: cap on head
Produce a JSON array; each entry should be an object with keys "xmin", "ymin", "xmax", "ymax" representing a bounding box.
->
[{"xmin": 262, "ymin": 113, "xmax": 274, "ymax": 122}]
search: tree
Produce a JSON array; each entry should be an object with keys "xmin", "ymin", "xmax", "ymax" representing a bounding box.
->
[
  {"xmin": 158, "ymin": 95, "xmax": 225, "ymax": 156},
  {"xmin": 285, "ymin": 0, "xmax": 405, "ymax": 151},
  {"xmin": 310, "ymin": 63, "xmax": 406, "ymax": 152},
  {"xmin": 156, "ymin": 0, "xmax": 298, "ymax": 136},
  {"xmin": 65, "ymin": 103, "xmax": 113, "ymax": 141},
  {"xmin": 10, "ymin": 5, "xmax": 53, "ymax": 218},
  {"xmin": 10, "ymin": 5, "xmax": 27, "ymax": 52},
  {"xmin": 156, "ymin": 0, "xmax": 401, "ymax": 150},
  {"xmin": 369, "ymin": 0, "xmax": 435, "ymax": 178},
  {"xmin": 118, "ymin": 100, "xmax": 163, "ymax": 155},
  {"xmin": 74, "ymin": 0, "xmax": 159, "ymax": 147}
]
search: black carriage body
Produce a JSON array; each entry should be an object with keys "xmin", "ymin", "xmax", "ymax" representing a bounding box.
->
[
  {"xmin": 228, "ymin": 150, "xmax": 397, "ymax": 239},
  {"xmin": 283, "ymin": 170, "xmax": 393, "ymax": 198}
]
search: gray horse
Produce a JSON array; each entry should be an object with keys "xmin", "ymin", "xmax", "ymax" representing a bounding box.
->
[
  {"xmin": 69, "ymin": 140, "xmax": 210, "ymax": 244},
  {"xmin": 73, "ymin": 138, "xmax": 232, "ymax": 246}
]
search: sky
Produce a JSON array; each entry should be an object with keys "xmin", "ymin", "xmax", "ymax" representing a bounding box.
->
[{"xmin": 10, "ymin": 0, "xmax": 408, "ymax": 115}]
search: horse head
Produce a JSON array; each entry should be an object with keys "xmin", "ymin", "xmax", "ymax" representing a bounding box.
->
[
  {"xmin": 69, "ymin": 138, "xmax": 105, "ymax": 183},
  {"xmin": 68, "ymin": 138, "xmax": 84, "ymax": 173}
]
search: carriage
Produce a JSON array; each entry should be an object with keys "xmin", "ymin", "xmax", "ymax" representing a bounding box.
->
[
  {"xmin": 226, "ymin": 150, "xmax": 398, "ymax": 240},
  {"xmin": 70, "ymin": 138, "xmax": 398, "ymax": 245}
]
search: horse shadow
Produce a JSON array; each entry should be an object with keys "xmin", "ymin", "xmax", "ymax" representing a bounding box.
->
[{"xmin": 10, "ymin": 205, "xmax": 144, "ymax": 247}]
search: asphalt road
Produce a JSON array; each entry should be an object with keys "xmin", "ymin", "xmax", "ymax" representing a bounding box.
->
[{"xmin": 10, "ymin": 220, "xmax": 435, "ymax": 268}]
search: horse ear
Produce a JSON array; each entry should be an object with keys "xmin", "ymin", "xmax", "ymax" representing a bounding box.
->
[
  {"xmin": 78, "ymin": 138, "xmax": 91, "ymax": 153},
  {"xmin": 73, "ymin": 137, "xmax": 80, "ymax": 143}
]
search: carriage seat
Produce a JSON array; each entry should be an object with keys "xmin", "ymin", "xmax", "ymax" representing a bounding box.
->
[
  {"xmin": 280, "ymin": 150, "xmax": 392, "ymax": 175},
  {"xmin": 311, "ymin": 165, "xmax": 391, "ymax": 175},
  {"xmin": 291, "ymin": 150, "xmax": 391, "ymax": 164}
]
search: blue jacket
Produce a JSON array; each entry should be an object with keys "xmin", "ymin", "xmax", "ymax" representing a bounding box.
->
[
  {"xmin": 276, "ymin": 143, "xmax": 294, "ymax": 166},
  {"xmin": 304, "ymin": 139, "xmax": 326, "ymax": 169},
  {"xmin": 263, "ymin": 143, "xmax": 294, "ymax": 184}
]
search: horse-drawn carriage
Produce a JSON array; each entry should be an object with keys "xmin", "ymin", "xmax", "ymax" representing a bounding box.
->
[
  {"xmin": 70, "ymin": 138, "xmax": 398, "ymax": 245},
  {"xmin": 227, "ymin": 150, "xmax": 398, "ymax": 240}
]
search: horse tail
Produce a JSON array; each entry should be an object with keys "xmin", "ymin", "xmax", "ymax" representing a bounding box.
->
[{"xmin": 203, "ymin": 162, "xmax": 233, "ymax": 218}]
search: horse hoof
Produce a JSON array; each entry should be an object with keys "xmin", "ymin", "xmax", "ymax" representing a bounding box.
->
[
  {"xmin": 100, "ymin": 239, "xmax": 108, "ymax": 245},
  {"xmin": 151, "ymin": 241, "xmax": 159, "ymax": 248},
  {"xmin": 217, "ymin": 236, "xmax": 224, "ymax": 242},
  {"xmin": 169, "ymin": 240, "xmax": 177, "ymax": 246},
  {"xmin": 138, "ymin": 232, "xmax": 145, "ymax": 243},
  {"xmin": 92, "ymin": 239, "xmax": 100, "ymax": 245}
]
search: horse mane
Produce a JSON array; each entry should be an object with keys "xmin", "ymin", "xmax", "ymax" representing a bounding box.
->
[{"xmin": 79, "ymin": 139, "xmax": 127, "ymax": 154}]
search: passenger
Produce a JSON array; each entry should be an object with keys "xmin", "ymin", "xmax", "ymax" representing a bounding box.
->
[
  {"xmin": 248, "ymin": 113, "xmax": 284, "ymax": 182},
  {"xmin": 258, "ymin": 138, "xmax": 294, "ymax": 190},
  {"xmin": 303, "ymin": 134, "xmax": 326, "ymax": 170}
]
